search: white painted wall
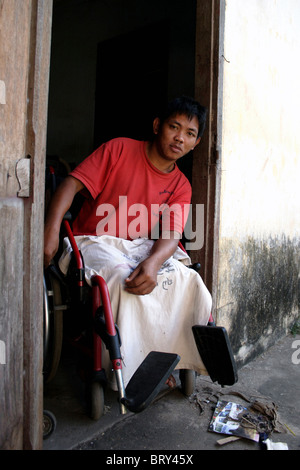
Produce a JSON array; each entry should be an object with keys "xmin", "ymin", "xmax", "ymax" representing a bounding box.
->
[
  {"xmin": 220, "ymin": 0, "xmax": 300, "ymax": 240},
  {"xmin": 216, "ymin": 0, "xmax": 300, "ymax": 364}
]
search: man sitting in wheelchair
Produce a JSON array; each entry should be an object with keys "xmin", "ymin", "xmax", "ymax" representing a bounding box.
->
[{"xmin": 44, "ymin": 96, "xmax": 212, "ymax": 392}]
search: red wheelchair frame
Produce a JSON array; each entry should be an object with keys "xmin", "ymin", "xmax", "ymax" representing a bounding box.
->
[
  {"xmin": 63, "ymin": 219, "xmax": 128, "ymax": 413},
  {"xmin": 44, "ymin": 217, "xmax": 181, "ymax": 421}
]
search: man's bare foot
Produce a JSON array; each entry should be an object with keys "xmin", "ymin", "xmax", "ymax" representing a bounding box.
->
[{"xmin": 166, "ymin": 374, "xmax": 176, "ymax": 389}]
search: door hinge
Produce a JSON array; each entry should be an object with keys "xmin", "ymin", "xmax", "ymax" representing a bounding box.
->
[{"xmin": 16, "ymin": 156, "xmax": 31, "ymax": 198}]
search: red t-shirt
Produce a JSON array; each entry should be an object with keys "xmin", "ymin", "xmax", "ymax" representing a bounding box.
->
[{"xmin": 70, "ymin": 138, "xmax": 192, "ymax": 240}]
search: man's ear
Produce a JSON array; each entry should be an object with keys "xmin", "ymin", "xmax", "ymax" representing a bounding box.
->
[
  {"xmin": 192, "ymin": 137, "xmax": 201, "ymax": 150},
  {"xmin": 153, "ymin": 117, "xmax": 160, "ymax": 135}
]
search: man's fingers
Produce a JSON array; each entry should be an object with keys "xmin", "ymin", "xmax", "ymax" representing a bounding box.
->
[
  {"xmin": 124, "ymin": 281, "xmax": 156, "ymax": 296},
  {"xmin": 124, "ymin": 270, "xmax": 157, "ymax": 295},
  {"xmin": 125, "ymin": 266, "xmax": 141, "ymax": 286},
  {"xmin": 124, "ymin": 259, "xmax": 159, "ymax": 295}
]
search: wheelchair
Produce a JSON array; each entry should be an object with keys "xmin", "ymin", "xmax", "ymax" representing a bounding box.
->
[
  {"xmin": 43, "ymin": 166, "xmax": 237, "ymax": 428},
  {"xmin": 43, "ymin": 186, "xmax": 194, "ymax": 422}
]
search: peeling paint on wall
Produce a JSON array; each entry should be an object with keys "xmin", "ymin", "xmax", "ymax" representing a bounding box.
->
[{"xmin": 217, "ymin": 236, "xmax": 300, "ymax": 367}]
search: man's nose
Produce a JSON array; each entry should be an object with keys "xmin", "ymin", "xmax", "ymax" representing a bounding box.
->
[{"xmin": 175, "ymin": 132, "xmax": 184, "ymax": 143}]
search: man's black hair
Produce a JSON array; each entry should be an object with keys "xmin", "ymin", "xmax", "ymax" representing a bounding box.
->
[{"xmin": 158, "ymin": 96, "xmax": 207, "ymax": 138}]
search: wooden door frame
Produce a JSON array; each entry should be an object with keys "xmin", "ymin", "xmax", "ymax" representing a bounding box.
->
[
  {"xmin": 23, "ymin": 0, "xmax": 53, "ymax": 449},
  {"xmin": 0, "ymin": 0, "xmax": 52, "ymax": 450},
  {"xmin": 192, "ymin": 0, "xmax": 225, "ymax": 314},
  {"xmin": 19, "ymin": 0, "xmax": 223, "ymax": 448}
]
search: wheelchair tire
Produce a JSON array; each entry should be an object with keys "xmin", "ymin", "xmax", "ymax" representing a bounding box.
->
[
  {"xmin": 179, "ymin": 369, "xmax": 196, "ymax": 396},
  {"xmin": 89, "ymin": 381, "xmax": 105, "ymax": 421},
  {"xmin": 43, "ymin": 410, "xmax": 57, "ymax": 439},
  {"xmin": 43, "ymin": 271, "xmax": 64, "ymax": 383}
]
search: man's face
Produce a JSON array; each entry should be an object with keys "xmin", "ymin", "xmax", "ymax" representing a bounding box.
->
[{"xmin": 153, "ymin": 113, "xmax": 201, "ymax": 164}]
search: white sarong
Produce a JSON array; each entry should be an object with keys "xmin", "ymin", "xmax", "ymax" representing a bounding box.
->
[{"xmin": 59, "ymin": 235, "xmax": 212, "ymax": 389}]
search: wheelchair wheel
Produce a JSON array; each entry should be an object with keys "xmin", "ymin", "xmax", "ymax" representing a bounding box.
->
[
  {"xmin": 43, "ymin": 271, "xmax": 64, "ymax": 383},
  {"xmin": 43, "ymin": 410, "xmax": 57, "ymax": 439},
  {"xmin": 89, "ymin": 381, "xmax": 105, "ymax": 421},
  {"xmin": 179, "ymin": 369, "xmax": 196, "ymax": 396}
]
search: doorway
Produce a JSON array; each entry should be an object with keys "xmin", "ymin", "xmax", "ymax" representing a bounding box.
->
[
  {"xmin": 41, "ymin": 0, "xmax": 224, "ymax": 449},
  {"xmin": 46, "ymin": 0, "xmax": 197, "ymax": 170},
  {"xmin": 0, "ymin": 0, "xmax": 223, "ymax": 450},
  {"xmin": 93, "ymin": 22, "xmax": 169, "ymax": 147},
  {"xmin": 46, "ymin": 0, "xmax": 223, "ymax": 293}
]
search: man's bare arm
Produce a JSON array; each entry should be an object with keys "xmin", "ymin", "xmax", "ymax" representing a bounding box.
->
[{"xmin": 44, "ymin": 175, "xmax": 84, "ymax": 266}]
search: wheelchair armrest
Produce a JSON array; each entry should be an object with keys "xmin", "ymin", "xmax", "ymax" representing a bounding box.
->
[
  {"xmin": 179, "ymin": 242, "xmax": 201, "ymax": 273},
  {"xmin": 63, "ymin": 219, "xmax": 85, "ymax": 301},
  {"xmin": 63, "ymin": 210, "xmax": 72, "ymax": 221},
  {"xmin": 190, "ymin": 262, "xmax": 201, "ymax": 272},
  {"xmin": 46, "ymin": 263, "xmax": 67, "ymax": 286},
  {"xmin": 63, "ymin": 220, "xmax": 84, "ymax": 273}
]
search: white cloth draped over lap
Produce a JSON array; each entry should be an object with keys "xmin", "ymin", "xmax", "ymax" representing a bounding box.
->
[{"xmin": 59, "ymin": 235, "xmax": 212, "ymax": 389}]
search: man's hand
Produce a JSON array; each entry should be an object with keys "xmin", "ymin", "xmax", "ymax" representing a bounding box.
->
[
  {"xmin": 124, "ymin": 233, "xmax": 180, "ymax": 295},
  {"xmin": 124, "ymin": 258, "xmax": 159, "ymax": 295},
  {"xmin": 43, "ymin": 176, "xmax": 84, "ymax": 268},
  {"xmin": 44, "ymin": 225, "xmax": 60, "ymax": 268}
]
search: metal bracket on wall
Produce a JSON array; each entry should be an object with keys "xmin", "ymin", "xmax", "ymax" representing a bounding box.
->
[{"xmin": 16, "ymin": 156, "xmax": 31, "ymax": 198}]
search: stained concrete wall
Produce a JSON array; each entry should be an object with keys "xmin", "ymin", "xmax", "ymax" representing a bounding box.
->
[{"xmin": 217, "ymin": 0, "xmax": 300, "ymax": 366}]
